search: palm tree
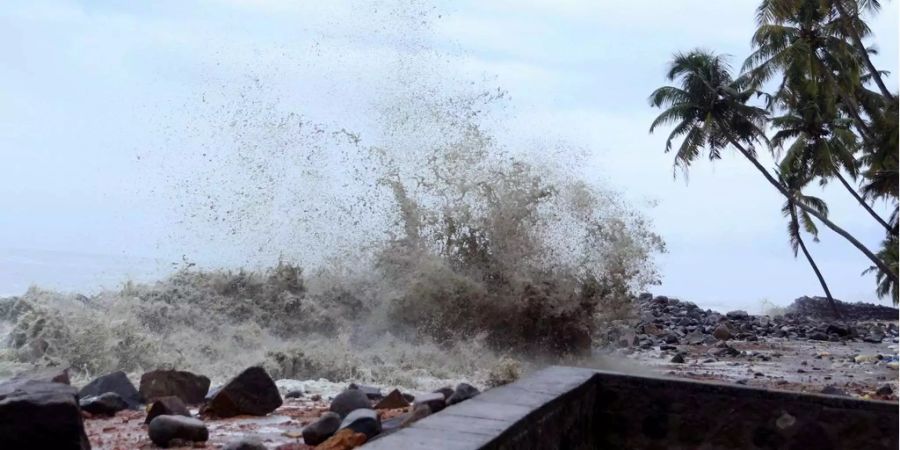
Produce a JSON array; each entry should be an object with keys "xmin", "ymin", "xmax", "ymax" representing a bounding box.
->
[
  {"xmin": 863, "ymin": 234, "xmax": 899, "ymax": 304},
  {"xmin": 778, "ymin": 164, "xmax": 842, "ymax": 317},
  {"xmin": 648, "ymin": 49, "xmax": 897, "ymax": 283},
  {"xmin": 831, "ymin": 0, "xmax": 895, "ymax": 100},
  {"xmin": 770, "ymin": 88, "xmax": 894, "ymax": 233},
  {"xmin": 746, "ymin": 0, "xmax": 878, "ymax": 142}
]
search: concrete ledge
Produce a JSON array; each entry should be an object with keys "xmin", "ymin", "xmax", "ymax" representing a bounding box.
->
[{"xmin": 363, "ymin": 366, "xmax": 899, "ymax": 449}]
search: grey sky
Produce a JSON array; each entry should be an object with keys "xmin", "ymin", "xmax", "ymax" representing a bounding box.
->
[{"xmin": 1, "ymin": 0, "xmax": 897, "ymax": 310}]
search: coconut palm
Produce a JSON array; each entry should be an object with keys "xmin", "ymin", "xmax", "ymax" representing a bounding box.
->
[
  {"xmin": 649, "ymin": 49, "xmax": 897, "ymax": 283},
  {"xmin": 831, "ymin": 0, "xmax": 895, "ymax": 100},
  {"xmin": 778, "ymin": 164, "xmax": 842, "ymax": 316},
  {"xmin": 770, "ymin": 88, "xmax": 894, "ymax": 233},
  {"xmin": 863, "ymin": 234, "xmax": 899, "ymax": 304},
  {"xmin": 745, "ymin": 0, "xmax": 876, "ymax": 140}
]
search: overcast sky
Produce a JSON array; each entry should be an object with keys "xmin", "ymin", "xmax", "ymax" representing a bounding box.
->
[{"xmin": 1, "ymin": 0, "xmax": 897, "ymax": 310}]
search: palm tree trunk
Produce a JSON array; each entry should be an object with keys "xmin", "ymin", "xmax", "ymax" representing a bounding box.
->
[
  {"xmin": 834, "ymin": 170, "xmax": 894, "ymax": 233},
  {"xmin": 722, "ymin": 133, "xmax": 899, "ymax": 284},
  {"xmin": 833, "ymin": 0, "xmax": 896, "ymax": 100},
  {"xmin": 820, "ymin": 68, "xmax": 877, "ymax": 140},
  {"xmin": 792, "ymin": 209, "xmax": 842, "ymax": 319}
]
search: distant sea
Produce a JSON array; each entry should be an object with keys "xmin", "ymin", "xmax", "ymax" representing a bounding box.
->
[{"xmin": 0, "ymin": 247, "xmax": 170, "ymax": 297}]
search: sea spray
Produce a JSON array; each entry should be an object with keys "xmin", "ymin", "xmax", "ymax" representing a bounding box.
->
[{"xmin": 0, "ymin": 0, "xmax": 665, "ymax": 389}]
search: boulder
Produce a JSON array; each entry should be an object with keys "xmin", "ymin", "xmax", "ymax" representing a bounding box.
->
[
  {"xmin": 284, "ymin": 390, "xmax": 304, "ymax": 399},
  {"xmin": 202, "ymin": 366, "xmax": 282, "ymax": 418},
  {"xmin": 302, "ymin": 411, "xmax": 341, "ymax": 445},
  {"xmin": 79, "ymin": 392, "xmax": 128, "ymax": 416},
  {"xmin": 373, "ymin": 389, "xmax": 409, "ymax": 409},
  {"xmin": 808, "ymin": 331, "xmax": 830, "ymax": 341},
  {"xmin": 413, "ymin": 392, "xmax": 446, "ymax": 413},
  {"xmin": 0, "ymin": 378, "xmax": 91, "ymax": 450},
  {"xmin": 670, "ymin": 353, "xmax": 686, "ymax": 364},
  {"xmin": 78, "ymin": 371, "xmax": 142, "ymax": 409},
  {"xmin": 139, "ymin": 369, "xmax": 210, "ymax": 404},
  {"xmin": 875, "ymin": 385, "xmax": 893, "ymax": 397},
  {"xmin": 712, "ymin": 324, "xmax": 732, "ymax": 341},
  {"xmin": 148, "ymin": 415, "xmax": 209, "ymax": 448},
  {"xmin": 339, "ymin": 408, "xmax": 381, "ymax": 439},
  {"xmin": 726, "ymin": 310, "xmax": 749, "ymax": 320},
  {"xmin": 223, "ymin": 436, "xmax": 267, "ymax": 450},
  {"xmin": 145, "ymin": 396, "xmax": 191, "ymax": 424},
  {"xmin": 330, "ymin": 389, "xmax": 371, "ymax": 418},
  {"xmin": 446, "ymin": 383, "xmax": 480, "ymax": 405},
  {"xmin": 315, "ymin": 428, "xmax": 367, "ymax": 450}
]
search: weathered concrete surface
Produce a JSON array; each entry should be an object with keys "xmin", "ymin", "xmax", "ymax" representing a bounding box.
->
[{"xmin": 362, "ymin": 366, "xmax": 899, "ymax": 449}]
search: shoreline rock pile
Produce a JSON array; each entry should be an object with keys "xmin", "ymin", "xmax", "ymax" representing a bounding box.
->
[
  {"xmin": 0, "ymin": 364, "xmax": 482, "ymax": 449},
  {"xmin": 611, "ymin": 294, "xmax": 899, "ymax": 352}
]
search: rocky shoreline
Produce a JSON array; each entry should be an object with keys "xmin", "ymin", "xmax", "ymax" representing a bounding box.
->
[
  {"xmin": 1, "ymin": 295, "xmax": 897, "ymax": 449},
  {"xmin": 1, "ymin": 364, "xmax": 482, "ymax": 449},
  {"xmin": 608, "ymin": 294, "xmax": 899, "ymax": 401}
]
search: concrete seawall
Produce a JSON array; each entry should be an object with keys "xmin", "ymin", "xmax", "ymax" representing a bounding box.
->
[{"xmin": 363, "ymin": 366, "xmax": 898, "ymax": 449}]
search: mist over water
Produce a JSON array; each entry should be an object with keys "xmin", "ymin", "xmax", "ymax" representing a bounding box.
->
[{"xmin": 0, "ymin": 1, "xmax": 664, "ymax": 387}]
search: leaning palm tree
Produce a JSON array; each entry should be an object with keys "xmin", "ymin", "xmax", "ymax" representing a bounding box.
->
[
  {"xmin": 770, "ymin": 89, "xmax": 894, "ymax": 233},
  {"xmin": 831, "ymin": 0, "xmax": 895, "ymax": 100},
  {"xmin": 745, "ymin": 0, "xmax": 877, "ymax": 140},
  {"xmin": 648, "ymin": 49, "xmax": 897, "ymax": 283},
  {"xmin": 863, "ymin": 234, "xmax": 899, "ymax": 304},
  {"xmin": 778, "ymin": 164, "xmax": 842, "ymax": 317}
]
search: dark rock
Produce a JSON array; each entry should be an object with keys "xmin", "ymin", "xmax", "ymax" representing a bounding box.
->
[
  {"xmin": 875, "ymin": 385, "xmax": 893, "ymax": 397},
  {"xmin": 330, "ymin": 389, "xmax": 371, "ymax": 419},
  {"xmin": 809, "ymin": 331, "xmax": 830, "ymax": 341},
  {"xmin": 663, "ymin": 334, "xmax": 680, "ymax": 344},
  {"xmin": 413, "ymin": 392, "xmax": 446, "ymax": 413},
  {"xmin": 820, "ymin": 385, "xmax": 849, "ymax": 397},
  {"xmin": 825, "ymin": 323, "xmax": 852, "ymax": 337},
  {"xmin": 446, "ymin": 383, "xmax": 480, "ymax": 405},
  {"xmin": 12, "ymin": 366, "xmax": 70, "ymax": 385},
  {"xmin": 670, "ymin": 353, "xmax": 686, "ymax": 364},
  {"xmin": 302, "ymin": 412, "xmax": 341, "ymax": 446},
  {"xmin": 139, "ymin": 369, "xmax": 210, "ymax": 404},
  {"xmin": 349, "ymin": 383, "xmax": 383, "ymax": 400},
  {"xmin": 148, "ymin": 415, "xmax": 209, "ymax": 448},
  {"xmin": 284, "ymin": 390, "xmax": 304, "ymax": 399},
  {"xmin": 659, "ymin": 344, "xmax": 677, "ymax": 351},
  {"xmin": 432, "ymin": 386, "xmax": 454, "ymax": 401},
  {"xmin": 713, "ymin": 345, "xmax": 740, "ymax": 358},
  {"xmin": 223, "ymin": 436, "xmax": 267, "ymax": 450},
  {"xmin": 202, "ymin": 366, "xmax": 282, "ymax": 418},
  {"xmin": 78, "ymin": 370, "xmax": 143, "ymax": 409},
  {"xmin": 145, "ymin": 396, "xmax": 191, "ymax": 424},
  {"xmin": 79, "ymin": 392, "xmax": 128, "ymax": 416},
  {"xmin": 339, "ymin": 408, "xmax": 381, "ymax": 439},
  {"xmin": 726, "ymin": 310, "xmax": 749, "ymax": 320},
  {"xmin": 712, "ymin": 324, "xmax": 732, "ymax": 341},
  {"xmin": 373, "ymin": 389, "xmax": 410, "ymax": 409},
  {"xmin": 0, "ymin": 378, "xmax": 91, "ymax": 450}
]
